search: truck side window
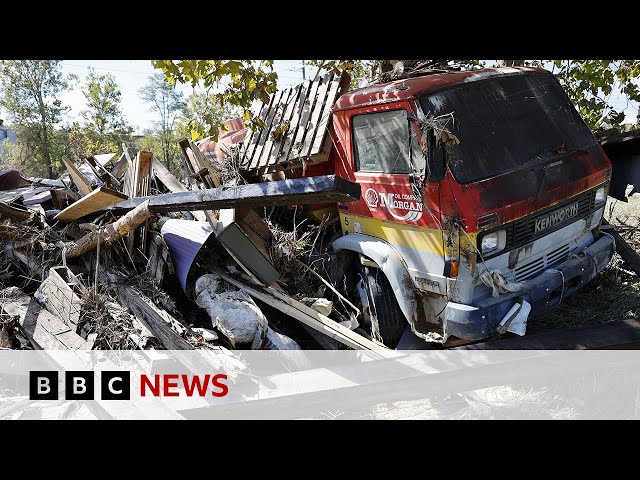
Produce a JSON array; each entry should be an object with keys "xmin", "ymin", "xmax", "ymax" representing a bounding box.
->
[{"xmin": 353, "ymin": 110, "xmax": 413, "ymax": 174}]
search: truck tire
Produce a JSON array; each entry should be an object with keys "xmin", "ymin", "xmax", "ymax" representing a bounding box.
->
[{"xmin": 362, "ymin": 266, "xmax": 407, "ymax": 349}]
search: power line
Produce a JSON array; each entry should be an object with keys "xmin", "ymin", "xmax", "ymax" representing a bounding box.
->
[{"xmin": 63, "ymin": 63, "xmax": 153, "ymax": 76}]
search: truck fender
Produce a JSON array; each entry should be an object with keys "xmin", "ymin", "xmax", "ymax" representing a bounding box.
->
[{"xmin": 331, "ymin": 233, "xmax": 419, "ymax": 329}]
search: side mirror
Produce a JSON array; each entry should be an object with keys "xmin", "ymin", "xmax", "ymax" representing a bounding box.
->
[{"xmin": 427, "ymin": 129, "xmax": 445, "ymax": 182}]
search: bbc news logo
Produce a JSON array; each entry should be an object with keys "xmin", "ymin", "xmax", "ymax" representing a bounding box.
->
[
  {"xmin": 30, "ymin": 371, "xmax": 130, "ymax": 400},
  {"xmin": 29, "ymin": 371, "xmax": 229, "ymax": 400}
]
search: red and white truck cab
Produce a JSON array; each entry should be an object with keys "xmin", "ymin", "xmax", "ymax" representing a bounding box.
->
[{"xmin": 326, "ymin": 66, "xmax": 615, "ymax": 346}]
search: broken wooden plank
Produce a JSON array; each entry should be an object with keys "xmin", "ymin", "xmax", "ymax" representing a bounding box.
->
[
  {"xmin": 307, "ymin": 72, "xmax": 346, "ymax": 158},
  {"xmin": 63, "ymin": 200, "xmax": 151, "ymax": 259},
  {"xmin": 0, "ymin": 186, "xmax": 51, "ymax": 204},
  {"xmin": 276, "ymin": 80, "xmax": 312, "ymax": 166},
  {"xmin": 86, "ymin": 155, "xmax": 121, "ymax": 190},
  {"xmin": 255, "ymin": 88, "xmax": 294, "ymax": 172},
  {"xmin": 152, "ymin": 157, "xmax": 187, "ymax": 193},
  {"xmin": 54, "ymin": 186, "xmax": 128, "ymax": 222},
  {"xmin": 50, "ymin": 188, "xmax": 76, "ymax": 210},
  {"xmin": 216, "ymin": 208, "xmax": 279, "ymax": 286},
  {"xmin": 602, "ymin": 218, "xmax": 640, "ymax": 275},
  {"xmin": 151, "ymin": 158, "xmax": 207, "ymax": 222},
  {"xmin": 249, "ymin": 90, "xmax": 284, "ymax": 172},
  {"xmin": 0, "ymin": 287, "xmax": 92, "ymax": 350},
  {"xmin": 111, "ymin": 150, "xmax": 129, "ymax": 180},
  {"xmin": 115, "ymin": 286, "xmax": 192, "ymax": 350},
  {"xmin": 240, "ymin": 97, "xmax": 275, "ymax": 169},
  {"xmin": 0, "ymin": 202, "xmax": 32, "ymax": 222},
  {"xmin": 293, "ymin": 73, "xmax": 330, "ymax": 161},
  {"xmin": 28, "ymin": 177, "xmax": 66, "ymax": 188},
  {"xmin": 36, "ymin": 267, "xmax": 86, "ymax": 331},
  {"xmin": 268, "ymin": 83, "xmax": 306, "ymax": 167},
  {"xmin": 123, "ymin": 151, "xmax": 153, "ymax": 254},
  {"xmin": 22, "ymin": 190, "xmax": 52, "ymax": 206},
  {"xmin": 211, "ymin": 269, "xmax": 391, "ymax": 354},
  {"xmin": 179, "ymin": 138, "xmax": 221, "ymax": 188},
  {"xmin": 62, "ymin": 155, "xmax": 93, "ymax": 197},
  {"xmin": 109, "ymin": 175, "xmax": 361, "ymax": 214}
]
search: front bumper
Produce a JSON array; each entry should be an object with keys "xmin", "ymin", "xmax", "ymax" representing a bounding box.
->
[{"xmin": 443, "ymin": 233, "xmax": 616, "ymax": 340}]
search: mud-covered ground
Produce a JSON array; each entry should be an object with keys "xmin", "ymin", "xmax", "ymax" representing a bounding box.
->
[{"xmin": 528, "ymin": 192, "xmax": 640, "ymax": 334}]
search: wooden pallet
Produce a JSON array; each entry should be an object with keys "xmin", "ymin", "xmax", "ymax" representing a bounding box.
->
[{"xmin": 239, "ymin": 72, "xmax": 348, "ymax": 176}]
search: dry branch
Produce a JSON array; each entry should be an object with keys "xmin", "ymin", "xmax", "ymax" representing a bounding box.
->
[{"xmin": 61, "ymin": 201, "xmax": 151, "ymax": 259}]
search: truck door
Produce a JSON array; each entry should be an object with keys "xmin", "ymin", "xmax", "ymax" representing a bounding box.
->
[
  {"xmin": 338, "ymin": 105, "xmax": 445, "ymax": 289},
  {"xmin": 340, "ymin": 106, "xmax": 432, "ymax": 232}
]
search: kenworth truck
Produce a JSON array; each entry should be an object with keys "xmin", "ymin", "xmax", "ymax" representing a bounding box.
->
[{"xmin": 299, "ymin": 66, "xmax": 615, "ymax": 348}]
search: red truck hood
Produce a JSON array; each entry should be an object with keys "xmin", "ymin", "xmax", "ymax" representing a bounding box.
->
[{"xmin": 440, "ymin": 143, "xmax": 612, "ymax": 231}]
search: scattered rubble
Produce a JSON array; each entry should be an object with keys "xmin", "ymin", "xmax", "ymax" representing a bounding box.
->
[{"xmin": 0, "ymin": 133, "xmax": 364, "ymax": 353}]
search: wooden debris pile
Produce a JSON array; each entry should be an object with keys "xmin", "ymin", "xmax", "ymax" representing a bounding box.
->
[{"xmin": 0, "ymin": 135, "xmax": 371, "ymax": 352}]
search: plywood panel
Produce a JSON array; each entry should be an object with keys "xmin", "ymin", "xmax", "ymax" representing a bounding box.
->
[{"xmin": 54, "ymin": 186, "xmax": 128, "ymax": 222}]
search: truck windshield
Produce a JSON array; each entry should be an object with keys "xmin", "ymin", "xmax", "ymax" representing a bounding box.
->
[{"xmin": 418, "ymin": 72, "xmax": 597, "ymax": 184}]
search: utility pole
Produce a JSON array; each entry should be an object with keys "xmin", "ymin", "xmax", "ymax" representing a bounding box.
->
[{"xmin": 302, "ymin": 60, "xmax": 306, "ymax": 80}]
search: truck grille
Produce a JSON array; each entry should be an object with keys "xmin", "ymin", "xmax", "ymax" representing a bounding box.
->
[
  {"xmin": 514, "ymin": 243, "xmax": 571, "ymax": 282},
  {"xmin": 506, "ymin": 188, "xmax": 596, "ymax": 249}
]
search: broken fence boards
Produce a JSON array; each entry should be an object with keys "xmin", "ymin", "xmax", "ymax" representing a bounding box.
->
[
  {"xmin": 54, "ymin": 186, "xmax": 128, "ymax": 222},
  {"xmin": 0, "ymin": 186, "xmax": 51, "ymax": 204},
  {"xmin": 179, "ymin": 138, "xmax": 222, "ymax": 188},
  {"xmin": 0, "ymin": 287, "xmax": 92, "ymax": 350},
  {"xmin": 62, "ymin": 155, "xmax": 93, "ymax": 197},
  {"xmin": 109, "ymin": 175, "xmax": 361, "ymax": 214},
  {"xmin": 124, "ymin": 151, "xmax": 153, "ymax": 254},
  {"xmin": 36, "ymin": 267, "xmax": 85, "ymax": 330},
  {"xmin": 178, "ymin": 139, "xmax": 221, "ymax": 228},
  {"xmin": 239, "ymin": 73, "xmax": 347, "ymax": 175},
  {"xmin": 211, "ymin": 269, "xmax": 392, "ymax": 355}
]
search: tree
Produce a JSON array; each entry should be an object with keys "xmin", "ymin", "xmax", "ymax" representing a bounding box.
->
[
  {"xmin": 154, "ymin": 59, "xmax": 640, "ymax": 139},
  {"xmin": 152, "ymin": 60, "xmax": 278, "ymax": 140},
  {"xmin": 80, "ymin": 68, "xmax": 132, "ymax": 154},
  {"xmin": 138, "ymin": 73, "xmax": 185, "ymax": 169},
  {"xmin": 177, "ymin": 91, "xmax": 241, "ymax": 141},
  {"xmin": 0, "ymin": 60, "xmax": 75, "ymax": 177},
  {"xmin": 528, "ymin": 60, "xmax": 640, "ymax": 130}
]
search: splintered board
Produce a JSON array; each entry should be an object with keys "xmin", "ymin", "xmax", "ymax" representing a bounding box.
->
[
  {"xmin": 239, "ymin": 72, "xmax": 348, "ymax": 176},
  {"xmin": 54, "ymin": 186, "xmax": 128, "ymax": 222}
]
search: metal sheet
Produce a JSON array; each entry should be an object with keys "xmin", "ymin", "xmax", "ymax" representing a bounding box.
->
[{"xmin": 160, "ymin": 220, "xmax": 214, "ymax": 293}]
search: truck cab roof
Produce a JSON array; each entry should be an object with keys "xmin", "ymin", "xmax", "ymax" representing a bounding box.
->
[{"xmin": 332, "ymin": 66, "xmax": 544, "ymax": 112}]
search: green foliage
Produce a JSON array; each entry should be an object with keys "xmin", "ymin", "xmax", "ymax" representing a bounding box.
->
[
  {"xmin": 177, "ymin": 91, "xmax": 241, "ymax": 141},
  {"xmin": 138, "ymin": 73, "xmax": 185, "ymax": 169},
  {"xmin": 134, "ymin": 129, "xmax": 182, "ymax": 176},
  {"xmin": 80, "ymin": 68, "xmax": 132, "ymax": 154},
  {"xmin": 309, "ymin": 60, "xmax": 640, "ymax": 131},
  {"xmin": 0, "ymin": 60, "xmax": 75, "ymax": 177},
  {"xmin": 1, "ymin": 123, "xmax": 73, "ymax": 177},
  {"xmin": 528, "ymin": 60, "xmax": 640, "ymax": 130},
  {"xmin": 152, "ymin": 60, "xmax": 278, "ymax": 140}
]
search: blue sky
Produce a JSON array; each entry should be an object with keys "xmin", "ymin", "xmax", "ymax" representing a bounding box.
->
[{"xmin": 57, "ymin": 60, "xmax": 308, "ymax": 135}]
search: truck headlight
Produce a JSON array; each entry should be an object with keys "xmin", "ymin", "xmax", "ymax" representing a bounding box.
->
[
  {"xmin": 595, "ymin": 186, "xmax": 606, "ymax": 204},
  {"xmin": 480, "ymin": 229, "xmax": 506, "ymax": 256}
]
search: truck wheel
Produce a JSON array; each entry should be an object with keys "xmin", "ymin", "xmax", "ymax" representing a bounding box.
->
[{"xmin": 360, "ymin": 266, "xmax": 407, "ymax": 349}]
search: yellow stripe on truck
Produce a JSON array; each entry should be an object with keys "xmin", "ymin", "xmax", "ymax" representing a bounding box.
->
[{"xmin": 340, "ymin": 213, "xmax": 446, "ymax": 255}]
